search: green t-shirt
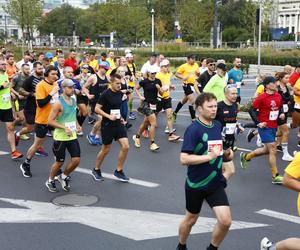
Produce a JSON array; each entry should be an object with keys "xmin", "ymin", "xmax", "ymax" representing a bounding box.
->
[
  {"xmin": 203, "ymin": 74, "xmax": 226, "ymax": 102},
  {"xmin": 0, "ymin": 73, "xmax": 11, "ymax": 110}
]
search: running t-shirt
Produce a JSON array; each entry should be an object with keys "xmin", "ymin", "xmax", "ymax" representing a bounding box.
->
[
  {"xmin": 139, "ymin": 78, "xmax": 162, "ymax": 104},
  {"xmin": 252, "ymin": 92, "xmax": 283, "ymax": 128},
  {"xmin": 22, "ymin": 75, "xmax": 43, "ymax": 111},
  {"xmin": 98, "ymin": 88, "xmax": 123, "ymax": 126},
  {"xmin": 176, "ymin": 63, "xmax": 200, "ymax": 85},
  {"xmin": 278, "ymin": 85, "xmax": 291, "ymax": 114},
  {"xmin": 6, "ymin": 64, "xmax": 16, "ymax": 82},
  {"xmin": 181, "ymin": 119, "xmax": 223, "ymax": 191},
  {"xmin": 35, "ymin": 80, "xmax": 58, "ymax": 124},
  {"xmin": 203, "ymin": 74, "xmax": 226, "ymax": 101},
  {"xmin": 156, "ymin": 72, "xmax": 171, "ymax": 99},
  {"xmin": 197, "ymin": 70, "xmax": 215, "ymax": 91},
  {"xmin": 0, "ymin": 73, "xmax": 11, "ymax": 110},
  {"xmin": 228, "ymin": 68, "xmax": 243, "ymax": 96},
  {"xmin": 127, "ymin": 63, "xmax": 136, "ymax": 88},
  {"xmin": 64, "ymin": 57, "xmax": 78, "ymax": 72},
  {"xmin": 285, "ymin": 152, "xmax": 300, "ymax": 216},
  {"xmin": 216, "ymin": 101, "xmax": 238, "ymax": 128},
  {"xmin": 289, "ymin": 71, "xmax": 300, "ymax": 87},
  {"xmin": 294, "ymin": 79, "xmax": 300, "ymax": 105}
]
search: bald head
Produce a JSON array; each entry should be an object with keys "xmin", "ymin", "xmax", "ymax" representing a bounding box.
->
[{"xmin": 284, "ymin": 65, "xmax": 293, "ymax": 75}]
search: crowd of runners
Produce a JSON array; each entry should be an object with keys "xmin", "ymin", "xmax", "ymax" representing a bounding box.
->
[{"xmin": 0, "ymin": 46, "xmax": 299, "ymax": 250}]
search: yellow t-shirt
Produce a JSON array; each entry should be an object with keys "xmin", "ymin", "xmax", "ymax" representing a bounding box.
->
[
  {"xmin": 256, "ymin": 84, "xmax": 265, "ymax": 96},
  {"xmin": 156, "ymin": 72, "xmax": 172, "ymax": 99},
  {"xmin": 89, "ymin": 59, "xmax": 99, "ymax": 72},
  {"xmin": 294, "ymin": 78, "xmax": 300, "ymax": 105},
  {"xmin": 176, "ymin": 63, "xmax": 199, "ymax": 85},
  {"xmin": 285, "ymin": 152, "xmax": 300, "ymax": 216},
  {"xmin": 127, "ymin": 63, "xmax": 136, "ymax": 88},
  {"xmin": 107, "ymin": 58, "xmax": 116, "ymax": 70}
]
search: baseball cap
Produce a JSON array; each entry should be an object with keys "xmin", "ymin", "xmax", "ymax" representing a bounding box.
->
[
  {"xmin": 160, "ymin": 59, "xmax": 170, "ymax": 67},
  {"xmin": 216, "ymin": 63, "xmax": 227, "ymax": 71},
  {"xmin": 148, "ymin": 65, "xmax": 158, "ymax": 74},
  {"xmin": 61, "ymin": 79, "xmax": 75, "ymax": 88},
  {"xmin": 262, "ymin": 76, "xmax": 276, "ymax": 86},
  {"xmin": 99, "ymin": 61, "xmax": 110, "ymax": 70},
  {"xmin": 125, "ymin": 53, "xmax": 133, "ymax": 58},
  {"xmin": 45, "ymin": 52, "xmax": 54, "ymax": 59}
]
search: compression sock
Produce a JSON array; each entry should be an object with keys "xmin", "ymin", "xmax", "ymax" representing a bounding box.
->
[
  {"xmin": 174, "ymin": 102, "xmax": 184, "ymax": 114},
  {"xmin": 188, "ymin": 105, "xmax": 195, "ymax": 119}
]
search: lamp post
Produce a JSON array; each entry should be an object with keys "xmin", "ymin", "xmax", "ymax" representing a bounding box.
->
[
  {"xmin": 213, "ymin": 0, "xmax": 218, "ymax": 48},
  {"xmin": 257, "ymin": 1, "xmax": 262, "ymax": 75},
  {"xmin": 151, "ymin": 8, "xmax": 155, "ymax": 53}
]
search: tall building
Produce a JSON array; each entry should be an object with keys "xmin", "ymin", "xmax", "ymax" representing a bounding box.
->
[{"xmin": 276, "ymin": 0, "xmax": 300, "ymax": 34}]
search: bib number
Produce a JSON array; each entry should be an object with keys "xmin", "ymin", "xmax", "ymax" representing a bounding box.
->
[
  {"xmin": 149, "ymin": 104, "xmax": 157, "ymax": 111},
  {"xmin": 207, "ymin": 140, "xmax": 223, "ymax": 156},
  {"xmin": 236, "ymin": 82, "xmax": 241, "ymax": 88},
  {"xmin": 225, "ymin": 123, "xmax": 236, "ymax": 135},
  {"xmin": 269, "ymin": 110, "xmax": 279, "ymax": 121},
  {"xmin": 2, "ymin": 93, "xmax": 10, "ymax": 103},
  {"xmin": 65, "ymin": 121, "xmax": 76, "ymax": 132},
  {"xmin": 283, "ymin": 104, "xmax": 289, "ymax": 113},
  {"xmin": 110, "ymin": 109, "xmax": 121, "ymax": 119}
]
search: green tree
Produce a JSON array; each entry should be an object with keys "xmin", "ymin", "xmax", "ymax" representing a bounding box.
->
[{"xmin": 4, "ymin": 0, "xmax": 42, "ymax": 39}]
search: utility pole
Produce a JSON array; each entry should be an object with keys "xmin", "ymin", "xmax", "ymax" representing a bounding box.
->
[
  {"xmin": 213, "ymin": 0, "xmax": 218, "ymax": 48},
  {"xmin": 257, "ymin": 1, "xmax": 262, "ymax": 75},
  {"xmin": 151, "ymin": 9, "xmax": 155, "ymax": 52}
]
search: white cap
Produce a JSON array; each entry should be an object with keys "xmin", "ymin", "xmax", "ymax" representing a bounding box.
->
[
  {"xmin": 160, "ymin": 59, "xmax": 170, "ymax": 67},
  {"xmin": 125, "ymin": 53, "xmax": 133, "ymax": 58},
  {"xmin": 148, "ymin": 65, "xmax": 158, "ymax": 74},
  {"xmin": 125, "ymin": 49, "xmax": 132, "ymax": 54}
]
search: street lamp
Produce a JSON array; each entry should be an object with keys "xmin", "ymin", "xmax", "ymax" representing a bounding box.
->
[
  {"xmin": 257, "ymin": 1, "xmax": 262, "ymax": 75},
  {"xmin": 151, "ymin": 8, "xmax": 155, "ymax": 53}
]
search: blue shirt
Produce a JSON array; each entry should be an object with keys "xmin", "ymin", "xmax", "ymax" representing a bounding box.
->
[
  {"xmin": 228, "ymin": 68, "xmax": 243, "ymax": 96},
  {"xmin": 181, "ymin": 119, "xmax": 223, "ymax": 191},
  {"xmin": 57, "ymin": 79, "xmax": 82, "ymax": 94}
]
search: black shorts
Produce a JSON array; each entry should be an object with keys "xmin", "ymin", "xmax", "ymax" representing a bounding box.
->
[
  {"xmin": 35, "ymin": 123, "xmax": 50, "ymax": 138},
  {"xmin": 89, "ymin": 101, "xmax": 97, "ymax": 113},
  {"xmin": 17, "ymin": 100, "xmax": 26, "ymax": 111},
  {"xmin": 236, "ymin": 96, "xmax": 241, "ymax": 104},
  {"xmin": 24, "ymin": 109, "xmax": 36, "ymax": 125},
  {"xmin": 77, "ymin": 95, "xmax": 89, "ymax": 105},
  {"xmin": 183, "ymin": 84, "xmax": 194, "ymax": 96},
  {"xmin": 139, "ymin": 101, "xmax": 156, "ymax": 117},
  {"xmin": 52, "ymin": 139, "xmax": 81, "ymax": 162},
  {"xmin": 101, "ymin": 122, "xmax": 127, "ymax": 145},
  {"xmin": 157, "ymin": 98, "xmax": 172, "ymax": 112},
  {"xmin": 185, "ymin": 184, "xmax": 229, "ymax": 214},
  {"xmin": 0, "ymin": 108, "xmax": 13, "ymax": 122},
  {"xmin": 277, "ymin": 112, "xmax": 288, "ymax": 126}
]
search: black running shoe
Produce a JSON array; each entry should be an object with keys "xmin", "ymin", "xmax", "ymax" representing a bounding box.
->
[
  {"xmin": 246, "ymin": 129, "xmax": 256, "ymax": 143},
  {"xmin": 277, "ymin": 145, "xmax": 283, "ymax": 152},
  {"xmin": 20, "ymin": 163, "xmax": 32, "ymax": 178}
]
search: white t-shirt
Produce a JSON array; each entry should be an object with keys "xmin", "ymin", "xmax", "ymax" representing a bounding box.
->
[
  {"xmin": 16, "ymin": 59, "xmax": 32, "ymax": 71},
  {"xmin": 141, "ymin": 61, "xmax": 160, "ymax": 75}
]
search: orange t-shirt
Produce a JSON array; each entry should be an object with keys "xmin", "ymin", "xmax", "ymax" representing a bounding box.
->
[
  {"xmin": 6, "ymin": 64, "xmax": 16, "ymax": 81},
  {"xmin": 35, "ymin": 80, "xmax": 58, "ymax": 124}
]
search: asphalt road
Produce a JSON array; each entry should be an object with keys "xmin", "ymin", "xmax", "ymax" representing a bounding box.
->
[{"xmin": 0, "ymin": 80, "xmax": 299, "ymax": 250}]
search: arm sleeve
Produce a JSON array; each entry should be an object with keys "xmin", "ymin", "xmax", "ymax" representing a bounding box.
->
[{"xmin": 37, "ymin": 95, "xmax": 52, "ymax": 108}]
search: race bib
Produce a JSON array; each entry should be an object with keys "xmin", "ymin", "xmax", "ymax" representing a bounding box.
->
[
  {"xmin": 207, "ymin": 140, "xmax": 223, "ymax": 156},
  {"xmin": 149, "ymin": 104, "xmax": 157, "ymax": 111},
  {"xmin": 295, "ymin": 103, "xmax": 300, "ymax": 109},
  {"xmin": 65, "ymin": 121, "xmax": 76, "ymax": 132},
  {"xmin": 122, "ymin": 94, "xmax": 127, "ymax": 101},
  {"xmin": 2, "ymin": 93, "xmax": 10, "ymax": 102},
  {"xmin": 283, "ymin": 104, "xmax": 289, "ymax": 113},
  {"xmin": 225, "ymin": 123, "xmax": 236, "ymax": 135},
  {"xmin": 110, "ymin": 109, "xmax": 121, "ymax": 119},
  {"xmin": 269, "ymin": 110, "xmax": 279, "ymax": 121},
  {"xmin": 236, "ymin": 82, "xmax": 241, "ymax": 88}
]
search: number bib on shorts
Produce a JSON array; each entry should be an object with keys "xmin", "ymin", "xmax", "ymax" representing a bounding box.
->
[
  {"xmin": 225, "ymin": 123, "xmax": 236, "ymax": 135},
  {"xmin": 65, "ymin": 121, "xmax": 76, "ymax": 132},
  {"xmin": 149, "ymin": 104, "xmax": 157, "ymax": 111}
]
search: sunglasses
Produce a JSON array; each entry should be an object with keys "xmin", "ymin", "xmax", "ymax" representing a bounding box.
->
[
  {"xmin": 82, "ymin": 67, "xmax": 89, "ymax": 69},
  {"xmin": 208, "ymin": 63, "xmax": 215, "ymax": 66}
]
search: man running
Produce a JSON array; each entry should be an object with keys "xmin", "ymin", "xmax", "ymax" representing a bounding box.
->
[
  {"xmin": 177, "ymin": 92, "xmax": 231, "ymax": 250},
  {"xmin": 91, "ymin": 74, "xmax": 130, "ymax": 182},
  {"xmin": 195, "ymin": 58, "xmax": 215, "ymax": 94},
  {"xmin": 46, "ymin": 79, "xmax": 80, "ymax": 192},
  {"xmin": 228, "ymin": 57, "xmax": 243, "ymax": 104},
  {"xmin": 240, "ymin": 76, "xmax": 284, "ymax": 184},
  {"xmin": 20, "ymin": 65, "xmax": 59, "ymax": 177}
]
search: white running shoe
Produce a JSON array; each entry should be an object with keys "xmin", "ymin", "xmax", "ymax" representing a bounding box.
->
[
  {"xmin": 256, "ymin": 134, "xmax": 262, "ymax": 147},
  {"xmin": 260, "ymin": 237, "xmax": 273, "ymax": 250},
  {"xmin": 282, "ymin": 153, "xmax": 294, "ymax": 162}
]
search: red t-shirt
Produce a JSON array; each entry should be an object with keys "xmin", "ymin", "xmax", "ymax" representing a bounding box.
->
[
  {"xmin": 64, "ymin": 57, "xmax": 78, "ymax": 72},
  {"xmin": 289, "ymin": 71, "xmax": 300, "ymax": 86},
  {"xmin": 253, "ymin": 92, "xmax": 282, "ymax": 128}
]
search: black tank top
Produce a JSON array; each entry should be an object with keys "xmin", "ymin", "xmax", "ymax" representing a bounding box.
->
[{"xmin": 89, "ymin": 74, "xmax": 108, "ymax": 102}]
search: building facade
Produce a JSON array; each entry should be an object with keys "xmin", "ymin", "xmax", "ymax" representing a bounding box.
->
[{"xmin": 277, "ymin": 0, "xmax": 300, "ymax": 34}]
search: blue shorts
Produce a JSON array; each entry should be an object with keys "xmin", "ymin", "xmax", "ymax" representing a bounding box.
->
[{"xmin": 258, "ymin": 127, "xmax": 277, "ymax": 143}]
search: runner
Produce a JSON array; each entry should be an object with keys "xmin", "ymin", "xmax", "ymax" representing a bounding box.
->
[
  {"xmin": 6, "ymin": 54, "xmax": 16, "ymax": 83},
  {"xmin": 91, "ymin": 74, "xmax": 130, "ymax": 182},
  {"xmin": 203, "ymin": 63, "xmax": 227, "ymax": 102},
  {"xmin": 173, "ymin": 55, "xmax": 200, "ymax": 122},
  {"xmin": 156, "ymin": 59, "xmax": 181, "ymax": 141},
  {"xmin": 46, "ymin": 79, "xmax": 80, "ymax": 192},
  {"xmin": 132, "ymin": 66, "xmax": 162, "ymax": 151},
  {"xmin": 64, "ymin": 49, "xmax": 78, "ymax": 73},
  {"xmin": 276, "ymin": 72, "xmax": 293, "ymax": 161},
  {"xmin": 240, "ymin": 76, "xmax": 284, "ymax": 184},
  {"xmin": 141, "ymin": 53, "xmax": 160, "ymax": 78},
  {"xmin": 195, "ymin": 58, "xmax": 215, "ymax": 94},
  {"xmin": 228, "ymin": 57, "xmax": 243, "ymax": 104},
  {"xmin": 199, "ymin": 57, "xmax": 207, "ymax": 74},
  {"xmin": 125, "ymin": 53, "xmax": 137, "ymax": 120},
  {"xmin": 55, "ymin": 55, "xmax": 65, "ymax": 80},
  {"xmin": 0, "ymin": 59, "xmax": 23, "ymax": 159},
  {"xmin": 19, "ymin": 65, "xmax": 59, "ymax": 178},
  {"xmin": 288, "ymin": 63, "xmax": 300, "ymax": 87},
  {"xmin": 177, "ymin": 92, "xmax": 231, "ymax": 250},
  {"xmin": 215, "ymin": 85, "xmax": 243, "ymax": 181}
]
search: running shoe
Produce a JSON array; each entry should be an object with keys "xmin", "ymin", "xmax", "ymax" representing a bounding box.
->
[
  {"xmin": 88, "ymin": 116, "xmax": 96, "ymax": 124},
  {"xmin": 20, "ymin": 134, "xmax": 30, "ymax": 140},
  {"xmin": 45, "ymin": 180, "xmax": 58, "ymax": 193},
  {"xmin": 246, "ymin": 129, "xmax": 256, "ymax": 142},
  {"xmin": 168, "ymin": 133, "xmax": 180, "ymax": 142},
  {"xmin": 132, "ymin": 135, "xmax": 141, "ymax": 148},
  {"xmin": 128, "ymin": 112, "xmax": 136, "ymax": 120},
  {"xmin": 77, "ymin": 131, "xmax": 83, "ymax": 136},
  {"xmin": 87, "ymin": 134, "xmax": 98, "ymax": 145},
  {"xmin": 95, "ymin": 137, "xmax": 103, "ymax": 145},
  {"xmin": 150, "ymin": 143, "xmax": 160, "ymax": 151},
  {"xmin": 114, "ymin": 170, "xmax": 129, "ymax": 182},
  {"xmin": 276, "ymin": 145, "xmax": 283, "ymax": 152},
  {"xmin": 239, "ymin": 152, "xmax": 249, "ymax": 169},
  {"xmin": 14, "ymin": 132, "xmax": 20, "ymax": 146},
  {"xmin": 282, "ymin": 153, "xmax": 294, "ymax": 162},
  {"xmin": 46, "ymin": 132, "xmax": 52, "ymax": 137},
  {"xmin": 20, "ymin": 163, "xmax": 32, "ymax": 177},
  {"xmin": 125, "ymin": 123, "xmax": 132, "ymax": 129},
  {"xmin": 164, "ymin": 127, "xmax": 176, "ymax": 134},
  {"xmin": 11, "ymin": 150, "xmax": 23, "ymax": 160},
  {"xmin": 92, "ymin": 168, "xmax": 104, "ymax": 181},
  {"xmin": 35, "ymin": 147, "xmax": 48, "ymax": 157},
  {"xmin": 142, "ymin": 129, "xmax": 149, "ymax": 138},
  {"xmin": 272, "ymin": 175, "xmax": 283, "ymax": 185},
  {"xmin": 232, "ymin": 145, "xmax": 238, "ymax": 152},
  {"xmin": 172, "ymin": 112, "xmax": 177, "ymax": 123},
  {"xmin": 56, "ymin": 175, "xmax": 71, "ymax": 192},
  {"xmin": 260, "ymin": 237, "xmax": 273, "ymax": 250}
]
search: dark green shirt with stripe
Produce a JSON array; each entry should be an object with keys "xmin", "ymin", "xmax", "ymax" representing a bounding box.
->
[{"xmin": 181, "ymin": 119, "xmax": 223, "ymax": 191}]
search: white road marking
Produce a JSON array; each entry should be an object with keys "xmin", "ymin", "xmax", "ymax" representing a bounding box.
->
[
  {"xmin": 237, "ymin": 147, "xmax": 253, "ymax": 152},
  {"xmin": 75, "ymin": 167, "xmax": 160, "ymax": 188},
  {"xmin": 0, "ymin": 151, "xmax": 9, "ymax": 155},
  {"xmin": 0, "ymin": 198, "xmax": 269, "ymax": 241},
  {"xmin": 256, "ymin": 209, "xmax": 300, "ymax": 224}
]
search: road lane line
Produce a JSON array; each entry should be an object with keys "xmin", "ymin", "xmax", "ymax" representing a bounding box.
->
[{"xmin": 256, "ymin": 209, "xmax": 300, "ymax": 224}]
